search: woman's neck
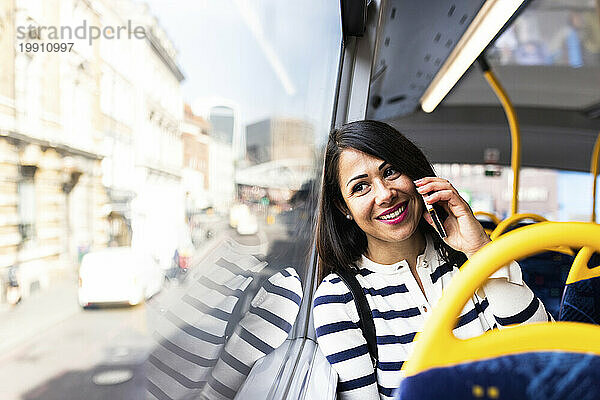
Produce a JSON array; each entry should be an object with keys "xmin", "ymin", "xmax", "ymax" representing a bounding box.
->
[{"xmin": 364, "ymin": 230, "xmax": 426, "ymax": 269}]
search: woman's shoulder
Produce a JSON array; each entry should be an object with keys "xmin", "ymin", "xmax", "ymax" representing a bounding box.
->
[
  {"xmin": 315, "ymin": 272, "xmax": 350, "ymax": 295},
  {"xmin": 313, "ymin": 272, "xmax": 356, "ymax": 308},
  {"xmin": 313, "ymin": 272, "xmax": 360, "ymax": 326}
]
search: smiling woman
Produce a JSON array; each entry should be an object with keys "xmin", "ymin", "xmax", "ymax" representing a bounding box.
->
[
  {"xmin": 313, "ymin": 120, "xmax": 552, "ymax": 400},
  {"xmin": 316, "ymin": 120, "xmax": 464, "ymax": 281},
  {"xmin": 337, "ymin": 148, "xmax": 426, "ymax": 262}
]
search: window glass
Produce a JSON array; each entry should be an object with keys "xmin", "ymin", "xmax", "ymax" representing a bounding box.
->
[
  {"xmin": 17, "ymin": 171, "xmax": 36, "ymax": 245},
  {"xmin": 0, "ymin": 1, "xmax": 341, "ymax": 399},
  {"xmin": 489, "ymin": 0, "xmax": 600, "ymax": 67},
  {"xmin": 434, "ymin": 163, "xmax": 599, "ymax": 222}
]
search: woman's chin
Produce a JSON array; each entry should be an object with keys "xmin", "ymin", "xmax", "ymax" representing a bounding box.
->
[{"xmin": 369, "ymin": 225, "xmax": 419, "ymax": 244}]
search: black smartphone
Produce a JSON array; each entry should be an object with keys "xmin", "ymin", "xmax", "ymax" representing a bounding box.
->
[{"xmin": 420, "ymin": 196, "xmax": 447, "ymax": 238}]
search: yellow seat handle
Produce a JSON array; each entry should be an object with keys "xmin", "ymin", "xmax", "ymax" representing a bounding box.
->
[
  {"xmin": 490, "ymin": 213, "xmax": 546, "ymax": 240},
  {"xmin": 490, "ymin": 213, "xmax": 574, "ymax": 256},
  {"xmin": 474, "ymin": 211, "xmax": 501, "ymax": 226},
  {"xmin": 402, "ymin": 222, "xmax": 600, "ymax": 377},
  {"xmin": 566, "ymin": 246, "xmax": 600, "ymax": 284},
  {"xmin": 474, "ymin": 211, "xmax": 500, "ymax": 237}
]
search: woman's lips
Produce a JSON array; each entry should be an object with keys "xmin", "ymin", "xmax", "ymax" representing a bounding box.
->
[
  {"xmin": 377, "ymin": 202, "xmax": 403, "ymax": 218},
  {"xmin": 376, "ymin": 201, "xmax": 409, "ymax": 225}
]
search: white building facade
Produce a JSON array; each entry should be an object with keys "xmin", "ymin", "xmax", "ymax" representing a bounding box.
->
[{"xmin": 0, "ymin": 0, "xmax": 186, "ymax": 301}]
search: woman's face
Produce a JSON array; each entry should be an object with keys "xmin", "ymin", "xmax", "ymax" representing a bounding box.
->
[{"xmin": 337, "ymin": 148, "xmax": 423, "ymax": 247}]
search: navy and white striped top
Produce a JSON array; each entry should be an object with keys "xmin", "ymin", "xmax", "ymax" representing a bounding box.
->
[{"xmin": 313, "ymin": 236, "xmax": 550, "ymax": 400}]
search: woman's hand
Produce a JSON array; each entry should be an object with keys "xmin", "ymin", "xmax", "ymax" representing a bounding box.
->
[{"xmin": 414, "ymin": 177, "xmax": 490, "ymax": 258}]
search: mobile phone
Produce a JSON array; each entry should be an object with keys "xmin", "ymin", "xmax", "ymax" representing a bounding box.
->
[{"xmin": 423, "ymin": 197, "xmax": 447, "ymax": 238}]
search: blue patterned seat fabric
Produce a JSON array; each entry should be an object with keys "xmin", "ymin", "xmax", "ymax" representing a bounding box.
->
[
  {"xmin": 395, "ymin": 351, "xmax": 600, "ymax": 400},
  {"xmin": 559, "ymin": 252, "xmax": 600, "ymax": 324},
  {"xmin": 489, "ymin": 222, "xmax": 573, "ymax": 319},
  {"xmin": 517, "ymin": 251, "xmax": 573, "ymax": 319}
]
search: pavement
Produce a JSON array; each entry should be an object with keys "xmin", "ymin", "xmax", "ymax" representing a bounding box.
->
[{"xmin": 0, "ymin": 271, "xmax": 81, "ymax": 358}]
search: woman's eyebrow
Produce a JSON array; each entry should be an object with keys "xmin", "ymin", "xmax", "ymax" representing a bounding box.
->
[
  {"xmin": 346, "ymin": 174, "xmax": 368, "ymax": 187},
  {"xmin": 378, "ymin": 161, "xmax": 387, "ymax": 170}
]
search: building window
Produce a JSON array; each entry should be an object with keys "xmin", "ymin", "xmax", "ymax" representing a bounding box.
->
[{"xmin": 18, "ymin": 165, "xmax": 38, "ymax": 243}]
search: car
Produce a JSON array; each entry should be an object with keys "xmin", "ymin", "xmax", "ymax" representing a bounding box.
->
[
  {"xmin": 78, "ymin": 247, "xmax": 164, "ymax": 308},
  {"xmin": 229, "ymin": 203, "xmax": 250, "ymax": 228},
  {"xmin": 237, "ymin": 211, "xmax": 259, "ymax": 235}
]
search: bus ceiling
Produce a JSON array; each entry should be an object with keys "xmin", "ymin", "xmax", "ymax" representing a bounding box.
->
[{"xmin": 366, "ymin": 0, "xmax": 534, "ymax": 119}]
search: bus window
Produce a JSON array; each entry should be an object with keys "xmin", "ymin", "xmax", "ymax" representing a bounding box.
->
[
  {"xmin": 489, "ymin": 0, "xmax": 600, "ymax": 68},
  {"xmin": 433, "ymin": 164, "xmax": 600, "ymax": 222},
  {"xmin": 0, "ymin": 1, "xmax": 342, "ymax": 399}
]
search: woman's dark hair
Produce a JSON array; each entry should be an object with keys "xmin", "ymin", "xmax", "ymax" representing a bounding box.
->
[{"xmin": 316, "ymin": 120, "xmax": 466, "ymax": 281}]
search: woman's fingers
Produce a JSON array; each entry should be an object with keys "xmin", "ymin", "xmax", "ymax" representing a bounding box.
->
[
  {"xmin": 419, "ymin": 181, "xmax": 472, "ymax": 218},
  {"xmin": 415, "ymin": 178, "xmax": 454, "ymax": 195},
  {"xmin": 416, "ymin": 177, "xmax": 489, "ymax": 256},
  {"xmin": 423, "ymin": 189, "xmax": 454, "ymax": 203},
  {"xmin": 414, "ymin": 176, "xmax": 449, "ymax": 186}
]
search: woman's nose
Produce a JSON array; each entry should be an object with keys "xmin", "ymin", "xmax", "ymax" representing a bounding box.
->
[{"xmin": 373, "ymin": 180, "xmax": 394, "ymax": 205}]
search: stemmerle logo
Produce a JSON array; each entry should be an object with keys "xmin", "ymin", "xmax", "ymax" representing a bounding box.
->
[{"xmin": 16, "ymin": 20, "xmax": 146, "ymax": 45}]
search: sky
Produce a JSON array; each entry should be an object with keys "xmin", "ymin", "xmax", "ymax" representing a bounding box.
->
[{"xmin": 139, "ymin": 0, "xmax": 342, "ymax": 134}]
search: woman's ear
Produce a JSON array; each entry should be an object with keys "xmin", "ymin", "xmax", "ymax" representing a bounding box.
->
[{"xmin": 333, "ymin": 199, "xmax": 351, "ymax": 219}]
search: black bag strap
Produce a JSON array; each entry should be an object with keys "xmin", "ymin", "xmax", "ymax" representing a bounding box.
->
[{"xmin": 336, "ymin": 268, "xmax": 378, "ymax": 364}]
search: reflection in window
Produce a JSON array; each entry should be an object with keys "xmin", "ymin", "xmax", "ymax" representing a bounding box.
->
[
  {"xmin": 489, "ymin": 0, "xmax": 600, "ymax": 67},
  {"xmin": 145, "ymin": 238, "xmax": 303, "ymax": 400},
  {"xmin": 0, "ymin": 0, "xmax": 341, "ymax": 398}
]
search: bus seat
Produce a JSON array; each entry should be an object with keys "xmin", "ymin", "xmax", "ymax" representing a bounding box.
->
[
  {"xmin": 396, "ymin": 223, "xmax": 600, "ymax": 400},
  {"xmin": 559, "ymin": 249, "xmax": 600, "ymax": 324},
  {"xmin": 517, "ymin": 251, "xmax": 573, "ymax": 319},
  {"xmin": 489, "ymin": 214, "xmax": 578, "ymax": 319},
  {"xmin": 396, "ymin": 352, "xmax": 600, "ymax": 400}
]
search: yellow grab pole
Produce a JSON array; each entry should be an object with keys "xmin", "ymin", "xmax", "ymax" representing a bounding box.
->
[
  {"xmin": 478, "ymin": 57, "xmax": 521, "ymax": 216},
  {"xmin": 571, "ymin": 131, "xmax": 600, "ymax": 276},
  {"xmin": 591, "ymin": 132, "xmax": 600, "ymax": 222}
]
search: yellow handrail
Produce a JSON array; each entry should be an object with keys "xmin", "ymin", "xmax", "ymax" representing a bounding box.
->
[
  {"xmin": 568, "ymin": 131, "xmax": 600, "ymax": 283},
  {"xmin": 482, "ymin": 67, "xmax": 520, "ymax": 216},
  {"xmin": 567, "ymin": 247, "xmax": 600, "ymax": 284},
  {"xmin": 474, "ymin": 211, "xmax": 500, "ymax": 225},
  {"xmin": 490, "ymin": 213, "xmax": 545, "ymax": 240},
  {"xmin": 490, "ymin": 213, "xmax": 574, "ymax": 256},
  {"xmin": 474, "ymin": 211, "xmax": 500, "ymax": 236},
  {"xmin": 402, "ymin": 222, "xmax": 600, "ymax": 377},
  {"xmin": 591, "ymin": 131, "xmax": 600, "ymax": 223}
]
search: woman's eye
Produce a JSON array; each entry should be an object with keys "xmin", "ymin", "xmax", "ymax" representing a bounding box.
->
[
  {"xmin": 384, "ymin": 167, "xmax": 399, "ymax": 178},
  {"xmin": 352, "ymin": 182, "xmax": 367, "ymax": 193}
]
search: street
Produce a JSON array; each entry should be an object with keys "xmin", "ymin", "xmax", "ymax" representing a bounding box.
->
[{"xmin": 0, "ymin": 290, "xmax": 154, "ymax": 400}]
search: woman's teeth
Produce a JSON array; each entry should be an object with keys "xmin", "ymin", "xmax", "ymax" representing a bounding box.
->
[{"xmin": 378, "ymin": 204, "xmax": 406, "ymax": 220}]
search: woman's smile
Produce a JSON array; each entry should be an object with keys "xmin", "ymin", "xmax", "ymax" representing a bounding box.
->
[{"xmin": 375, "ymin": 201, "xmax": 409, "ymax": 224}]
